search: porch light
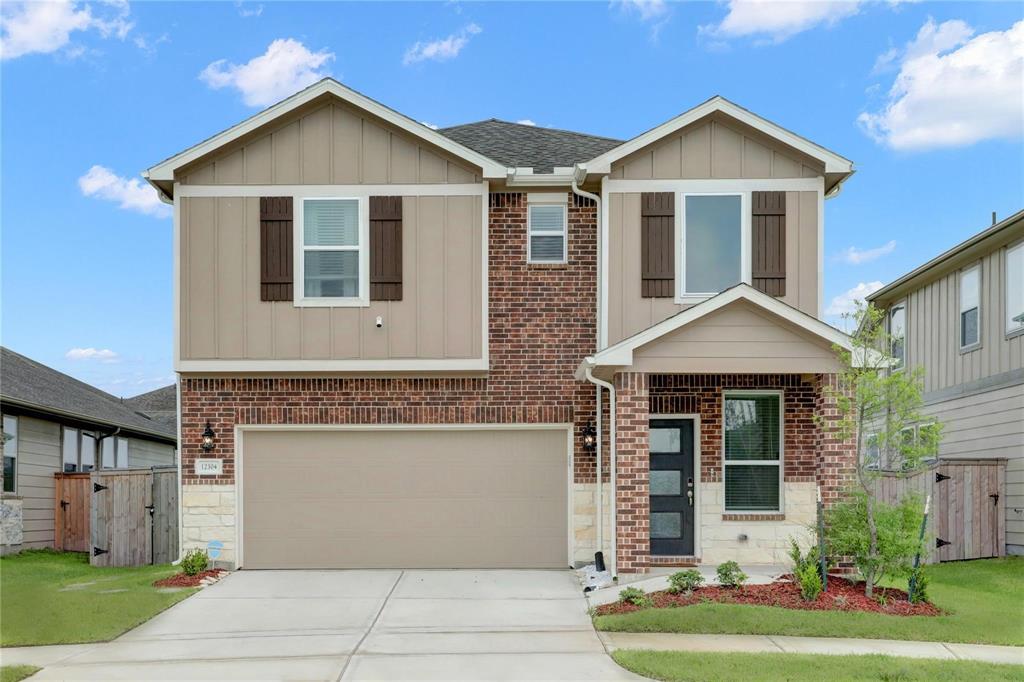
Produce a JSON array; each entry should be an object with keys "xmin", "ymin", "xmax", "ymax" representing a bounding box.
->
[
  {"xmin": 582, "ymin": 424, "xmax": 597, "ymax": 453},
  {"xmin": 201, "ymin": 422, "xmax": 215, "ymax": 452}
]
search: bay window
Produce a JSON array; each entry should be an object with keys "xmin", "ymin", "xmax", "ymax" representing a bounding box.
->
[
  {"xmin": 1007, "ymin": 243, "xmax": 1023, "ymax": 336},
  {"xmin": 299, "ymin": 198, "xmax": 365, "ymax": 304},
  {"xmin": 681, "ymin": 194, "xmax": 744, "ymax": 298},
  {"xmin": 959, "ymin": 264, "xmax": 980, "ymax": 350},
  {"xmin": 723, "ymin": 392, "xmax": 782, "ymax": 512}
]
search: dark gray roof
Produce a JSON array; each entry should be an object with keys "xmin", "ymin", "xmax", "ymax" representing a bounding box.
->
[
  {"xmin": 439, "ymin": 119, "xmax": 623, "ymax": 173},
  {"xmin": 123, "ymin": 385, "xmax": 177, "ymax": 434},
  {"xmin": 0, "ymin": 347, "xmax": 176, "ymax": 441}
]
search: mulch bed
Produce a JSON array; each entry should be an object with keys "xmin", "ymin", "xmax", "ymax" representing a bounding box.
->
[
  {"xmin": 153, "ymin": 569, "xmax": 227, "ymax": 588},
  {"xmin": 595, "ymin": 575, "xmax": 942, "ymax": 617}
]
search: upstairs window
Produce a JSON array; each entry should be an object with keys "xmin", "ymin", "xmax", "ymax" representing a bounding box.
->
[
  {"xmin": 960, "ymin": 264, "xmax": 981, "ymax": 350},
  {"xmin": 889, "ymin": 304, "xmax": 906, "ymax": 369},
  {"xmin": 723, "ymin": 392, "xmax": 782, "ymax": 512},
  {"xmin": 3, "ymin": 415, "xmax": 17, "ymax": 493},
  {"xmin": 527, "ymin": 203, "xmax": 567, "ymax": 263},
  {"xmin": 1007, "ymin": 243, "xmax": 1023, "ymax": 336},
  {"xmin": 682, "ymin": 194, "xmax": 743, "ymax": 297},
  {"xmin": 300, "ymin": 198, "xmax": 365, "ymax": 303},
  {"xmin": 863, "ymin": 433, "xmax": 880, "ymax": 470}
]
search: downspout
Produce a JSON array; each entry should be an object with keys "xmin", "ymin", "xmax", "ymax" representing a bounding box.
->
[{"xmin": 584, "ymin": 365, "xmax": 616, "ymax": 578}]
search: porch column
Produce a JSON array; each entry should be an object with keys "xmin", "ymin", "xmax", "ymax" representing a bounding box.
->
[
  {"xmin": 814, "ymin": 373, "xmax": 857, "ymax": 507},
  {"xmin": 615, "ymin": 371, "xmax": 650, "ymax": 573}
]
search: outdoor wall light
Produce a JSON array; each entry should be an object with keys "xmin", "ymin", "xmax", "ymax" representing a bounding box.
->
[
  {"xmin": 582, "ymin": 424, "xmax": 597, "ymax": 453},
  {"xmin": 201, "ymin": 422, "xmax": 216, "ymax": 452}
]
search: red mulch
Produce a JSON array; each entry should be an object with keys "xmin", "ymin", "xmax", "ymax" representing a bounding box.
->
[
  {"xmin": 153, "ymin": 569, "xmax": 227, "ymax": 588},
  {"xmin": 595, "ymin": 575, "xmax": 941, "ymax": 617}
]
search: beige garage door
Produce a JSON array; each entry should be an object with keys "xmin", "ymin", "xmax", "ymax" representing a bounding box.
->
[{"xmin": 241, "ymin": 428, "xmax": 569, "ymax": 569}]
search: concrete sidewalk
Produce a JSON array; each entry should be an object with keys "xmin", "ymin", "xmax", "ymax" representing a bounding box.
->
[{"xmin": 600, "ymin": 632, "xmax": 1024, "ymax": 666}]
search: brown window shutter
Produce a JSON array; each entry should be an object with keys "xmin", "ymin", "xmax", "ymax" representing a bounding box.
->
[
  {"xmin": 641, "ymin": 192, "xmax": 675, "ymax": 298},
  {"xmin": 370, "ymin": 196, "xmax": 403, "ymax": 301},
  {"xmin": 752, "ymin": 191, "xmax": 786, "ymax": 297},
  {"xmin": 260, "ymin": 197, "xmax": 293, "ymax": 302}
]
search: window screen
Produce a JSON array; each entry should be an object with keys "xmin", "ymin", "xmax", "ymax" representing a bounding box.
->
[{"xmin": 528, "ymin": 204, "xmax": 567, "ymax": 263}]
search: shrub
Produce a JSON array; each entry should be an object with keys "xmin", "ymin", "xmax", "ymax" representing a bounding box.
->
[
  {"xmin": 180, "ymin": 548, "xmax": 209, "ymax": 576},
  {"xmin": 795, "ymin": 561, "xmax": 823, "ymax": 601},
  {"xmin": 667, "ymin": 569, "xmax": 704, "ymax": 595},
  {"xmin": 716, "ymin": 561, "xmax": 747, "ymax": 588},
  {"xmin": 618, "ymin": 586, "xmax": 652, "ymax": 608},
  {"xmin": 908, "ymin": 565, "xmax": 929, "ymax": 604}
]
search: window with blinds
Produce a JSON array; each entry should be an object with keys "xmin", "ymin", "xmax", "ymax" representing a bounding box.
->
[
  {"xmin": 723, "ymin": 392, "xmax": 782, "ymax": 512},
  {"xmin": 527, "ymin": 203, "xmax": 567, "ymax": 263},
  {"xmin": 302, "ymin": 198, "xmax": 362, "ymax": 299}
]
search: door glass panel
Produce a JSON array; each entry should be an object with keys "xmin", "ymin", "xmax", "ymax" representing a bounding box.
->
[
  {"xmin": 650, "ymin": 470, "xmax": 682, "ymax": 495},
  {"xmin": 650, "ymin": 428, "xmax": 680, "ymax": 453},
  {"xmin": 650, "ymin": 512, "xmax": 681, "ymax": 538}
]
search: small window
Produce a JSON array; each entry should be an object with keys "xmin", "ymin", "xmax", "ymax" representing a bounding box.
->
[
  {"xmin": 863, "ymin": 433, "xmax": 880, "ymax": 470},
  {"xmin": 117, "ymin": 437, "xmax": 130, "ymax": 468},
  {"xmin": 62, "ymin": 427, "xmax": 79, "ymax": 472},
  {"xmin": 3, "ymin": 415, "xmax": 17, "ymax": 493},
  {"xmin": 101, "ymin": 438, "xmax": 115, "ymax": 469},
  {"xmin": 723, "ymin": 392, "xmax": 782, "ymax": 512},
  {"xmin": 1007, "ymin": 243, "xmax": 1023, "ymax": 336},
  {"xmin": 960, "ymin": 264, "xmax": 981, "ymax": 349},
  {"xmin": 527, "ymin": 204, "xmax": 567, "ymax": 263},
  {"xmin": 683, "ymin": 194, "xmax": 743, "ymax": 296},
  {"xmin": 890, "ymin": 304, "xmax": 906, "ymax": 369},
  {"xmin": 80, "ymin": 434, "xmax": 96, "ymax": 473},
  {"xmin": 918, "ymin": 422, "xmax": 940, "ymax": 460},
  {"xmin": 300, "ymin": 198, "xmax": 363, "ymax": 301}
]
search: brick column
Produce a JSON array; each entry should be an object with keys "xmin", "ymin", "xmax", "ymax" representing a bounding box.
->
[
  {"xmin": 815, "ymin": 373, "xmax": 857, "ymax": 507},
  {"xmin": 615, "ymin": 372, "xmax": 650, "ymax": 573}
]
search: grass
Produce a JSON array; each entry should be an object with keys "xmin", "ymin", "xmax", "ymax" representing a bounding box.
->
[
  {"xmin": 595, "ymin": 557, "xmax": 1024, "ymax": 646},
  {"xmin": 0, "ymin": 667, "xmax": 40, "ymax": 682},
  {"xmin": 611, "ymin": 650, "xmax": 1024, "ymax": 682},
  {"xmin": 0, "ymin": 549, "xmax": 196, "ymax": 647}
]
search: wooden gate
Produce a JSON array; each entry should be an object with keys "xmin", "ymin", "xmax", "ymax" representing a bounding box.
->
[
  {"xmin": 90, "ymin": 467, "xmax": 178, "ymax": 567},
  {"xmin": 54, "ymin": 472, "xmax": 91, "ymax": 552}
]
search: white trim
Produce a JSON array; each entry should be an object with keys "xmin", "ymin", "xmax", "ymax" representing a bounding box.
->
[
  {"xmin": 600, "ymin": 176, "xmax": 610, "ymax": 350},
  {"xmin": 233, "ymin": 422, "xmax": 574, "ymax": 569},
  {"xmin": 677, "ymin": 192, "xmax": 749, "ymax": 302},
  {"xmin": 527, "ymin": 192, "xmax": 569, "ymax": 204},
  {"xmin": 604, "ymin": 178, "xmax": 823, "ymax": 193},
  {"xmin": 294, "ymin": 196, "xmax": 369, "ymax": 308},
  {"xmin": 146, "ymin": 78, "xmax": 505, "ymax": 185},
  {"xmin": 176, "ymin": 358, "xmax": 489, "ymax": 373},
  {"xmin": 586, "ymin": 96, "xmax": 854, "ymax": 176},
  {"xmin": 481, "ymin": 181, "xmax": 490, "ymax": 369},
  {"xmin": 176, "ymin": 184, "xmax": 485, "ymax": 198},
  {"xmin": 526, "ymin": 201, "xmax": 568, "ymax": 265},
  {"xmin": 721, "ymin": 390, "xmax": 784, "ymax": 514},
  {"xmin": 817, "ymin": 182, "xmax": 825, "ymax": 319},
  {"xmin": 585, "ymin": 284, "xmax": 852, "ymax": 369},
  {"xmin": 173, "ymin": 187, "xmax": 181, "ymax": 372},
  {"xmin": 649, "ymin": 413, "xmax": 702, "ymax": 560}
]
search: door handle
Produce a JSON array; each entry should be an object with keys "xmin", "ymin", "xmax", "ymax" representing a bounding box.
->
[{"xmin": 687, "ymin": 490, "xmax": 694, "ymax": 507}]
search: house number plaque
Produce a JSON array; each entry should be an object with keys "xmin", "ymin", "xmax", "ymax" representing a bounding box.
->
[{"xmin": 195, "ymin": 458, "xmax": 223, "ymax": 476}]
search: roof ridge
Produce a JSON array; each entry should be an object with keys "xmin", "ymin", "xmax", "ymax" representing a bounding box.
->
[{"xmin": 441, "ymin": 118, "xmax": 623, "ymax": 143}]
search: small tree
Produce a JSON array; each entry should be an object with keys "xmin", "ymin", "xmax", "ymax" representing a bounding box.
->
[{"xmin": 821, "ymin": 303, "xmax": 941, "ymax": 597}]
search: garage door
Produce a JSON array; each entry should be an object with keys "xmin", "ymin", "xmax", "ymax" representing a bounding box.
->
[{"xmin": 240, "ymin": 428, "xmax": 569, "ymax": 569}]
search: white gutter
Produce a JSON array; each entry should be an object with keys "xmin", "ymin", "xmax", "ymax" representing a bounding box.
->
[
  {"xmin": 583, "ymin": 364, "xmax": 616, "ymax": 578},
  {"xmin": 506, "ymin": 167, "xmax": 577, "ymax": 187}
]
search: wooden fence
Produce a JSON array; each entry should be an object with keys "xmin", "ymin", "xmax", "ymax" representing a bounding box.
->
[{"xmin": 872, "ymin": 458, "xmax": 1006, "ymax": 563}]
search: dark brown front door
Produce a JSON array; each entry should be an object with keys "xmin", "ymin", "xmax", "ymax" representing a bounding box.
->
[{"xmin": 649, "ymin": 419, "xmax": 695, "ymax": 556}]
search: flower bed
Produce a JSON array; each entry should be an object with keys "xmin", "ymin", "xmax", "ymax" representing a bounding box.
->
[
  {"xmin": 153, "ymin": 569, "xmax": 227, "ymax": 589},
  {"xmin": 595, "ymin": 576, "xmax": 941, "ymax": 617}
]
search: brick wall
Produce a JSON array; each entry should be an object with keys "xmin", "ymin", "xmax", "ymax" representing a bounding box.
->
[{"xmin": 614, "ymin": 372, "xmax": 650, "ymax": 573}]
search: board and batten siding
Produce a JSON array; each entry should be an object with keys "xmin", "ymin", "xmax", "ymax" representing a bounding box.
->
[
  {"xmin": 126, "ymin": 438, "xmax": 176, "ymax": 469},
  {"xmin": 607, "ymin": 191, "xmax": 818, "ymax": 345},
  {"xmin": 178, "ymin": 101, "xmax": 479, "ymax": 186},
  {"xmin": 13, "ymin": 416, "xmax": 61, "ymax": 548},
  {"xmin": 180, "ymin": 195, "xmax": 483, "ymax": 362}
]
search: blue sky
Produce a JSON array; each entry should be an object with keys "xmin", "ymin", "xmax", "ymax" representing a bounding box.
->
[{"xmin": 2, "ymin": 1, "xmax": 1022, "ymax": 396}]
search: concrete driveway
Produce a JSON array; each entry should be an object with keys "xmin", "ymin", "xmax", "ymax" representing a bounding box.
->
[{"xmin": 29, "ymin": 569, "xmax": 638, "ymax": 681}]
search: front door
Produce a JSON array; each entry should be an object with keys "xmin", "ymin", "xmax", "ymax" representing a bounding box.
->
[{"xmin": 649, "ymin": 419, "xmax": 695, "ymax": 556}]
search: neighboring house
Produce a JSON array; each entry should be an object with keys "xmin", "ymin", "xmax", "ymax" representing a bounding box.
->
[
  {"xmin": 867, "ymin": 210, "xmax": 1024, "ymax": 556},
  {"xmin": 146, "ymin": 78, "xmax": 858, "ymax": 573},
  {"xmin": 0, "ymin": 347, "xmax": 177, "ymax": 554}
]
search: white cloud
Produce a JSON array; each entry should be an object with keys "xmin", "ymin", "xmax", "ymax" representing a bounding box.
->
[
  {"xmin": 420, "ymin": 121, "xmax": 440, "ymax": 130},
  {"xmin": 235, "ymin": 1, "xmax": 263, "ymax": 18},
  {"xmin": 515, "ymin": 119, "xmax": 536, "ymax": 127},
  {"xmin": 78, "ymin": 165, "xmax": 171, "ymax": 218},
  {"xmin": 702, "ymin": 0, "xmax": 862, "ymax": 43},
  {"xmin": 200, "ymin": 38, "xmax": 334, "ymax": 107},
  {"xmin": 403, "ymin": 23, "xmax": 480, "ymax": 65},
  {"xmin": 0, "ymin": 0, "xmax": 132, "ymax": 60},
  {"xmin": 837, "ymin": 240, "xmax": 896, "ymax": 265},
  {"xmin": 859, "ymin": 19, "xmax": 1024, "ymax": 151},
  {"xmin": 66, "ymin": 347, "xmax": 119, "ymax": 362},
  {"xmin": 613, "ymin": 0, "xmax": 669, "ymax": 23},
  {"xmin": 826, "ymin": 281, "xmax": 884, "ymax": 317}
]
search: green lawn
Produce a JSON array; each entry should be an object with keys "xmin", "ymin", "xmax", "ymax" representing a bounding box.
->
[
  {"xmin": 0, "ymin": 549, "xmax": 196, "ymax": 647},
  {"xmin": 0, "ymin": 667, "xmax": 40, "ymax": 682},
  {"xmin": 612, "ymin": 651, "xmax": 1023, "ymax": 682},
  {"xmin": 596, "ymin": 557, "xmax": 1024, "ymax": 646}
]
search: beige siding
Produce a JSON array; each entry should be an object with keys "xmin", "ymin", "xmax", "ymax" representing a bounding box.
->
[
  {"xmin": 13, "ymin": 417, "xmax": 60, "ymax": 548},
  {"xmin": 630, "ymin": 302, "xmax": 843, "ymax": 374},
  {"xmin": 609, "ymin": 116, "xmax": 824, "ymax": 180},
  {"xmin": 607, "ymin": 191, "xmax": 818, "ymax": 345},
  {"xmin": 126, "ymin": 438, "xmax": 176, "ymax": 469},
  {"xmin": 180, "ymin": 195, "xmax": 483, "ymax": 361},
  {"xmin": 179, "ymin": 102, "xmax": 480, "ymax": 185},
  {"xmin": 903, "ymin": 245, "xmax": 1024, "ymax": 393}
]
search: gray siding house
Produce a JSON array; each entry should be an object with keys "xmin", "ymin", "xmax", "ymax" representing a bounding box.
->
[
  {"xmin": 1, "ymin": 348, "xmax": 177, "ymax": 553},
  {"xmin": 867, "ymin": 209, "xmax": 1024, "ymax": 555}
]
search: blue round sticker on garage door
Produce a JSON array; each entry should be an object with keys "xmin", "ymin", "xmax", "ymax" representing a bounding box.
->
[{"xmin": 207, "ymin": 540, "xmax": 223, "ymax": 560}]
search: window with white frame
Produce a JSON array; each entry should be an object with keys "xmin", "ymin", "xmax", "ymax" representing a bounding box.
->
[
  {"xmin": 890, "ymin": 304, "xmax": 906, "ymax": 369},
  {"xmin": 527, "ymin": 203, "xmax": 567, "ymax": 263},
  {"xmin": 3, "ymin": 415, "xmax": 17, "ymax": 493},
  {"xmin": 117, "ymin": 437, "xmax": 130, "ymax": 468},
  {"xmin": 300, "ymin": 198, "xmax": 363, "ymax": 301},
  {"xmin": 960, "ymin": 264, "xmax": 981, "ymax": 349},
  {"xmin": 1007, "ymin": 243, "xmax": 1023, "ymax": 336},
  {"xmin": 102, "ymin": 437, "xmax": 115, "ymax": 469},
  {"xmin": 917, "ymin": 422, "xmax": 940, "ymax": 460},
  {"xmin": 62, "ymin": 427, "xmax": 79, "ymax": 472},
  {"xmin": 723, "ymin": 392, "xmax": 782, "ymax": 512},
  {"xmin": 863, "ymin": 433, "xmax": 880, "ymax": 470},
  {"xmin": 80, "ymin": 433, "xmax": 95, "ymax": 472},
  {"xmin": 682, "ymin": 194, "xmax": 743, "ymax": 297}
]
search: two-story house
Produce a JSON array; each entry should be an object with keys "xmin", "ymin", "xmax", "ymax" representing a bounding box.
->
[
  {"xmin": 867, "ymin": 210, "xmax": 1024, "ymax": 556},
  {"xmin": 146, "ymin": 79, "xmax": 858, "ymax": 573}
]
